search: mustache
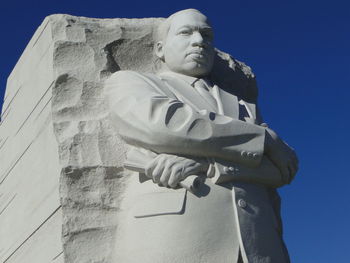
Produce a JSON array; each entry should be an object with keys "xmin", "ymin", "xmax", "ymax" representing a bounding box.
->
[{"xmin": 186, "ymin": 48, "xmax": 207, "ymax": 56}]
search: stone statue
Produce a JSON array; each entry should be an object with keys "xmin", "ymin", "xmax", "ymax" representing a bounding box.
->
[{"xmin": 105, "ymin": 8, "xmax": 298, "ymax": 263}]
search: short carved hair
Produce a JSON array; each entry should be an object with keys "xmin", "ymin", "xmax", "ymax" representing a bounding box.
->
[{"xmin": 155, "ymin": 9, "xmax": 204, "ymax": 42}]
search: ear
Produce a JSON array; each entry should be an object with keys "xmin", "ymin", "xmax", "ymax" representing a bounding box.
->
[{"xmin": 155, "ymin": 41, "xmax": 165, "ymax": 60}]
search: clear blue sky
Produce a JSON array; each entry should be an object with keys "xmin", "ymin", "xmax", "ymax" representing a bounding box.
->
[{"xmin": 1, "ymin": 0, "xmax": 349, "ymax": 262}]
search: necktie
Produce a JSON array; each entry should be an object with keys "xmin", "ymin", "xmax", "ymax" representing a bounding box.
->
[
  {"xmin": 238, "ymin": 101, "xmax": 250, "ymax": 121},
  {"xmin": 192, "ymin": 79, "xmax": 218, "ymax": 112}
]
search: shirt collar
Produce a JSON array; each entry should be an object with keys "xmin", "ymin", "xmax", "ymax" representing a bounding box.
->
[{"xmin": 159, "ymin": 71, "xmax": 204, "ymax": 86}]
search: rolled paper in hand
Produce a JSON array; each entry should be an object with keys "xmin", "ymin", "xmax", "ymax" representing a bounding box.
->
[
  {"xmin": 123, "ymin": 149, "xmax": 203, "ymax": 194},
  {"xmin": 178, "ymin": 175, "xmax": 203, "ymax": 193}
]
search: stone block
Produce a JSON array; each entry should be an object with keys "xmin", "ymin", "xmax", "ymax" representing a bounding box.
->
[{"xmin": 0, "ymin": 13, "xmax": 256, "ymax": 263}]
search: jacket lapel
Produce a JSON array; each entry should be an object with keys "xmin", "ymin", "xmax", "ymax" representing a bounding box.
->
[
  {"xmin": 160, "ymin": 75, "xmax": 216, "ymax": 112},
  {"xmin": 216, "ymin": 85, "xmax": 258, "ymax": 123},
  {"xmin": 159, "ymin": 73, "xmax": 249, "ymax": 122},
  {"xmin": 240, "ymin": 100, "xmax": 258, "ymax": 124},
  {"xmin": 217, "ymin": 87, "xmax": 239, "ymax": 119}
]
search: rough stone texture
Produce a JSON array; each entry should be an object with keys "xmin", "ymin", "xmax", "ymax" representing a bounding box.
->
[
  {"xmin": 0, "ymin": 14, "xmax": 257, "ymax": 263},
  {"xmin": 50, "ymin": 15, "xmax": 162, "ymax": 263}
]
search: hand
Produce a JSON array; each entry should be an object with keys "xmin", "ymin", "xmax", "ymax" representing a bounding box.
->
[
  {"xmin": 264, "ymin": 128, "xmax": 299, "ymax": 184},
  {"xmin": 145, "ymin": 154, "xmax": 209, "ymax": 188}
]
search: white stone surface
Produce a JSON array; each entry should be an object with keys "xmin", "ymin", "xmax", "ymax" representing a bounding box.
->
[
  {"xmin": 1, "ymin": 13, "xmax": 165, "ymax": 263},
  {"xmin": 0, "ymin": 17, "xmax": 62, "ymax": 263},
  {"xmin": 1, "ymin": 10, "xmax": 297, "ymax": 263},
  {"xmin": 105, "ymin": 9, "xmax": 297, "ymax": 263},
  {"xmin": 50, "ymin": 14, "xmax": 163, "ymax": 263},
  {"xmin": 4, "ymin": 209, "xmax": 63, "ymax": 263}
]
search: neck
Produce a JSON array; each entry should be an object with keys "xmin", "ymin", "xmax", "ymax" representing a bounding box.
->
[{"xmin": 158, "ymin": 65, "xmax": 210, "ymax": 79}]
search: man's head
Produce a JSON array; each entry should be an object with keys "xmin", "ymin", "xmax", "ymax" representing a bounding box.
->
[{"xmin": 155, "ymin": 9, "xmax": 215, "ymax": 78}]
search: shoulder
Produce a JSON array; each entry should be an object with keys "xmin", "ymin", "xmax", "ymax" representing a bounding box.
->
[
  {"xmin": 105, "ymin": 70, "xmax": 162, "ymax": 92},
  {"xmin": 105, "ymin": 70, "xmax": 171, "ymax": 98},
  {"xmin": 106, "ymin": 70, "xmax": 165, "ymax": 86},
  {"xmin": 106, "ymin": 70, "xmax": 151, "ymax": 85}
]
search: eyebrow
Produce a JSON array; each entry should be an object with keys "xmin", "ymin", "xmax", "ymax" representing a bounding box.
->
[{"xmin": 177, "ymin": 25, "xmax": 213, "ymax": 31}]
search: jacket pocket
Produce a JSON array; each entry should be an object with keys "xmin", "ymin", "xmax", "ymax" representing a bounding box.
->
[{"xmin": 132, "ymin": 189, "xmax": 187, "ymax": 218}]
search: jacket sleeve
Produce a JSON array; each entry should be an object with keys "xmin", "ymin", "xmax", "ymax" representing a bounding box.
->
[{"xmin": 105, "ymin": 70, "xmax": 267, "ymax": 167}]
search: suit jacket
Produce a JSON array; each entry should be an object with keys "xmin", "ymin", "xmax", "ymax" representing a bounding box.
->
[{"xmin": 105, "ymin": 70, "xmax": 290, "ymax": 263}]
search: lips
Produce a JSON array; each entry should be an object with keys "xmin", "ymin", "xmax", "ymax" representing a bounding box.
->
[{"xmin": 186, "ymin": 49, "xmax": 206, "ymax": 56}]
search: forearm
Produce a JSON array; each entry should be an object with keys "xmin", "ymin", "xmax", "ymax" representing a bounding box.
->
[
  {"xmin": 109, "ymin": 96, "xmax": 265, "ymax": 167},
  {"xmin": 106, "ymin": 71, "xmax": 266, "ymax": 167},
  {"xmin": 213, "ymin": 156, "xmax": 285, "ymax": 188}
]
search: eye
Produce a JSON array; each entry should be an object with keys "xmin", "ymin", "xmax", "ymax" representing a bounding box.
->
[
  {"xmin": 178, "ymin": 29, "xmax": 192, "ymax": 35},
  {"xmin": 201, "ymin": 31, "xmax": 213, "ymax": 41}
]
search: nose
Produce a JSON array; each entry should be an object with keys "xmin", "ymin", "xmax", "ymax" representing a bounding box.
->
[{"xmin": 191, "ymin": 31, "xmax": 204, "ymax": 47}]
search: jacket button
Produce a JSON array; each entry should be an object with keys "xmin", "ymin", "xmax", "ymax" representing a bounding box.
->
[
  {"xmin": 238, "ymin": 199, "xmax": 247, "ymax": 208},
  {"xmin": 241, "ymin": 151, "xmax": 247, "ymax": 157},
  {"xmin": 224, "ymin": 166, "xmax": 235, "ymax": 174}
]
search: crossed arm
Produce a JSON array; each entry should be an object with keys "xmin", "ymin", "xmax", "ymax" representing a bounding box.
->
[{"xmin": 105, "ymin": 71, "xmax": 298, "ymax": 187}]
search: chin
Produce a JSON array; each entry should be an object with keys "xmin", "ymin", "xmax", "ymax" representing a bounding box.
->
[{"xmin": 182, "ymin": 62, "xmax": 212, "ymax": 77}]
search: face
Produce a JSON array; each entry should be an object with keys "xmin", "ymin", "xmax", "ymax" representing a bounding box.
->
[{"xmin": 157, "ymin": 11, "xmax": 215, "ymax": 77}]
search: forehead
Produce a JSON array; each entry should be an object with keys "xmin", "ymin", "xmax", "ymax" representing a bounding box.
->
[{"xmin": 169, "ymin": 11, "xmax": 212, "ymax": 32}]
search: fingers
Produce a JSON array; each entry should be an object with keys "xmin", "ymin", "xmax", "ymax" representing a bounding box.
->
[
  {"xmin": 154, "ymin": 158, "xmax": 179, "ymax": 187},
  {"xmin": 287, "ymin": 157, "xmax": 299, "ymax": 184},
  {"xmin": 168, "ymin": 165, "xmax": 184, "ymax": 188},
  {"xmin": 288, "ymin": 148, "xmax": 298, "ymax": 167},
  {"xmin": 153, "ymin": 160, "xmax": 166, "ymax": 184},
  {"xmin": 285, "ymin": 147, "xmax": 298, "ymax": 184},
  {"xmin": 291, "ymin": 158, "xmax": 298, "ymax": 175},
  {"xmin": 161, "ymin": 163, "xmax": 186, "ymax": 188},
  {"xmin": 159, "ymin": 170, "xmax": 171, "ymax": 187},
  {"xmin": 145, "ymin": 155, "xmax": 167, "ymax": 184},
  {"xmin": 268, "ymin": 139, "xmax": 299, "ymax": 185},
  {"xmin": 145, "ymin": 154, "xmax": 206, "ymax": 188},
  {"xmin": 145, "ymin": 157, "xmax": 158, "ymax": 179},
  {"xmin": 280, "ymin": 165, "xmax": 290, "ymax": 185},
  {"xmin": 287, "ymin": 165, "xmax": 295, "ymax": 184}
]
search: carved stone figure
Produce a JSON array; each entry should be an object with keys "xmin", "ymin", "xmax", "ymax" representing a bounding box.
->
[{"xmin": 105, "ymin": 9, "xmax": 298, "ymax": 263}]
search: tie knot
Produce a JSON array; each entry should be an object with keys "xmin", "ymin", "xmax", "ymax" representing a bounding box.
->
[
  {"xmin": 192, "ymin": 78, "xmax": 210, "ymax": 91},
  {"xmin": 191, "ymin": 78, "xmax": 218, "ymax": 112}
]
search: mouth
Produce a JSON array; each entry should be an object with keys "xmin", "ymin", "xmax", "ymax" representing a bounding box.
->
[{"xmin": 186, "ymin": 49, "xmax": 206, "ymax": 56}]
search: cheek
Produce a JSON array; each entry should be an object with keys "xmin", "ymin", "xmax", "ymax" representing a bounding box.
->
[
  {"xmin": 173, "ymin": 39, "xmax": 188, "ymax": 50},
  {"xmin": 166, "ymin": 39, "xmax": 189, "ymax": 56}
]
